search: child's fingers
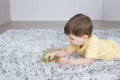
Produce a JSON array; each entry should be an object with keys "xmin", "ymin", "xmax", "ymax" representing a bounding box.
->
[
  {"xmin": 58, "ymin": 57, "xmax": 68, "ymax": 65},
  {"xmin": 44, "ymin": 54, "xmax": 50, "ymax": 58},
  {"xmin": 44, "ymin": 53, "xmax": 54, "ymax": 59},
  {"xmin": 50, "ymin": 54, "xmax": 55, "ymax": 59}
]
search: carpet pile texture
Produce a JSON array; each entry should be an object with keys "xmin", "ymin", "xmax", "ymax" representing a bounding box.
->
[{"xmin": 0, "ymin": 29, "xmax": 120, "ymax": 80}]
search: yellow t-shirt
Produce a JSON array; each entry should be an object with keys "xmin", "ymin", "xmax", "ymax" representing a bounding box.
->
[{"xmin": 67, "ymin": 34, "xmax": 120, "ymax": 60}]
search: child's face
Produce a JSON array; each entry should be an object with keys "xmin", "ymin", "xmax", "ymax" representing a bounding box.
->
[{"xmin": 68, "ymin": 34, "xmax": 88, "ymax": 46}]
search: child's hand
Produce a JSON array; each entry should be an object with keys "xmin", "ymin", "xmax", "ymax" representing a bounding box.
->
[
  {"xmin": 59, "ymin": 57, "xmax": 76, "ymax": 65},
  {"xmin": 58, "ymin": 57, "xmax": 69, "ymax": 65},
  {"xmin": 44, "ymin": 52, "xmax": 56, "ymax": 59}
]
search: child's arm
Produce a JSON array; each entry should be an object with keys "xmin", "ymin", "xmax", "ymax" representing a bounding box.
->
[
  {"xmin": 69, "ymin": 58, "xmax": 95, "ymax": 65},
  {"xmin": 45, "ymin": 49, "xmax": 71, "ymax": 59},
  {"xmin": 59, "ymin": 57, "xmax": 95, "ymax": 65}
]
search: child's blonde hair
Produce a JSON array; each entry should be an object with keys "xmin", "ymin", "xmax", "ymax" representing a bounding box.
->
[{"xmin": 64, "ymin": 13, "xmax": 93, "ymax": 38}]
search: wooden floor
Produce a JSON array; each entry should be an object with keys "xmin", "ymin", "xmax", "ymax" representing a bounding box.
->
[{"xmin": 0, "ymin": 21, "xmax": 120, "ymax": 34}]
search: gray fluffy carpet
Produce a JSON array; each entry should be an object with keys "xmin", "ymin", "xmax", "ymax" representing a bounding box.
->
[{"xmin": 0, "ymin": 29, "xmax": 120, "ymax": 80}]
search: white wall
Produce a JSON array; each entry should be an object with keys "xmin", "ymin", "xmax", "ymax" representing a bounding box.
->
[
  {"xmin": 0, "ymin": 0, "xmax": 10, "ymax": 25},
  {"xmin": 11, "ymin": 0, "xmax": 103, "ymax": 21},
  {"xmin": 103, "ymin": 0, "xmax": 120, "ymax": 21}
]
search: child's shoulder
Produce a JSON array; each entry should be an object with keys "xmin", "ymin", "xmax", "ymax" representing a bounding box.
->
[
  {"xmin": 89, "ymin": 34, "xmax": 100, "ymax": 41},
  {"xmin": 88, "ymin": 34, "xmax": 101, "ymax": 44}
]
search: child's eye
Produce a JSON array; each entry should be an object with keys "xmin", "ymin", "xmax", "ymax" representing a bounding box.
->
[{"xmin": 68, "ymin": 36, "xmax": 74, "ymax": 40}]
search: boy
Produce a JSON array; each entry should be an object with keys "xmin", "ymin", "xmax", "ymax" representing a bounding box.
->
[{"xmin": 45, "ymin": 13, "xmax": 120, "ymax": 66}]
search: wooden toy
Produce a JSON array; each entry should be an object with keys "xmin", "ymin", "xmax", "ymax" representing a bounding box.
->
[{"xmin": 41, "ymin": 48, "xmax": 61, "ymax": 63}]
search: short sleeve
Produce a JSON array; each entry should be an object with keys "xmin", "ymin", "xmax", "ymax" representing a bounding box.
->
[
  {"xmin": 85, "ymin": 39, "xmax": 100, "ymax": 59},
  {"xmin": 85, "ymin": 45, "xmax": 98, "ymax": 59},
  {"xmin": 67, "ymin": 45, "xmax": 77, "ymax": 54}
]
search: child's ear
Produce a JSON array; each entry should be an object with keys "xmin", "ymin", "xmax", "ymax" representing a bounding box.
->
[{"xmin": 82, "ymin": 35, "xmax": 89, "ymax": 39}]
